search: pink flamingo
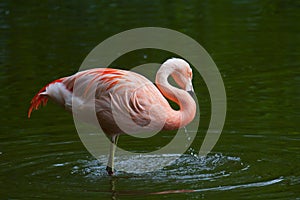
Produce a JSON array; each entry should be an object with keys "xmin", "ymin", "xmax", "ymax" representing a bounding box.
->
[{"xmin": 28, "ymin": 58, "xmax": 196, "ymax": 175}]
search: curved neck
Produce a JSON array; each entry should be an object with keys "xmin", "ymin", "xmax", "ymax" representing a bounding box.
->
[{"xmin": 156, "ymin": 64, "xmax": 196, "ymax": 130}]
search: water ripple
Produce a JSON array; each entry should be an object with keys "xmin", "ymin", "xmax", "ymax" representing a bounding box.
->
[
  {"xmin": 151, "ymin": 178, "xmax": 284, "ymax": 195},
  {"xmin": 71, "ymin": 153, "xmax": 246, "ymax": 180}
]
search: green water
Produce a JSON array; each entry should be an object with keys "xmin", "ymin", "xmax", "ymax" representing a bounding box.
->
[{"xmin": 1, "ymin": 1, "xmax": 299, "ymax": 199}]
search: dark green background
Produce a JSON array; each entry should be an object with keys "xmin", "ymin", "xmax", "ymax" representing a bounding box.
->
[{"xmin": 0, "ymin": 0, "xmax": 299, "ymax": 199}]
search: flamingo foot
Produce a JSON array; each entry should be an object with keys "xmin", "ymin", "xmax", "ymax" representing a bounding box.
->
[{"xmin": 106, "ymin": 166, "xmax": 114, "ymax": 175}]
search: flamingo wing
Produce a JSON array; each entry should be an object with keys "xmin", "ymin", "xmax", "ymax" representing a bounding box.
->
[{"xmin": 28, "ymin": 68, "xmax": 170, "ymax": 134}]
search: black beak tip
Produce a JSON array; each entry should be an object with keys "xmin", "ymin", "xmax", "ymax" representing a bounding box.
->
[{"xmin": 187, "ymin": 90, "xmax": 195, "ymax": 98}]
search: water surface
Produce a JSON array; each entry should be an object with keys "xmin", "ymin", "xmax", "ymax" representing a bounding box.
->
[{"xmin": 0, "ymin": 1, "xmax": 299, "ymax": 199}]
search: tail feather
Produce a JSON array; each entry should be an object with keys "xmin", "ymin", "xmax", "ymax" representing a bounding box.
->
[
  {"xmin": 28, "ymin": 93, "xmax": 48, "ymax": 118},
  {"xmin": 28, "ymin": 79, "xmax": 63, "ymax": 118}
]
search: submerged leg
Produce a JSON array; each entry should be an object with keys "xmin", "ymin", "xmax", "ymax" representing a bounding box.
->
[{"xmin": 106, "ymin": 135, "xmax": 119, "ymax": 175}]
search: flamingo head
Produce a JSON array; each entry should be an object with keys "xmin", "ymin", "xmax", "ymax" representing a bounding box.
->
[{"xmin": 164, "ymin": 58, "xmax": 194, "ymax": 96}]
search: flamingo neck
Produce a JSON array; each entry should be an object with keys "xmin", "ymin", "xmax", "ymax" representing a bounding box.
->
[{"xmin": 156, "ymin": 64, "xmax": 196, "ymax": 130}]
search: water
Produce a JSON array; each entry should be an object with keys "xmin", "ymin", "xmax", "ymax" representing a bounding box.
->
[{"xmin": 1, "ymin": 0, "xmax": 299, "ymax": 199}]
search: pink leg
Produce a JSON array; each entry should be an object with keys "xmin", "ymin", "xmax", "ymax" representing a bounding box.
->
[{"xmin": 106, "ymin": 135, "xmax": 119, "ymax": 175}]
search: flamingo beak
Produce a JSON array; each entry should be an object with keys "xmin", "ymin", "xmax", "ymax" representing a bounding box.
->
[
  {"xmin": 186, "ymin": 81, "xmax": 195, "ymax": 97},
  {"xmin": 187, "ymin": 90, "xmax": 195, "ymax": 98}
]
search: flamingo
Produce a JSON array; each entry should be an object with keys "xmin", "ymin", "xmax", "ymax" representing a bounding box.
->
[{"xmin": 28, "ymin": 58, "xmax": 196, "ymax": 175}]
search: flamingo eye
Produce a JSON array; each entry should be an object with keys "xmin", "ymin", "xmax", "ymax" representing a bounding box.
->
[{"xmin": 187, "ymin": 70, "xmax": 192, "ymax": 78}]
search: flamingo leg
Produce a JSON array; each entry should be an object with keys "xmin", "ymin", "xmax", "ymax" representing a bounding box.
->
[{"xmin": 106, "ymin": 135, "xmax": 119, "ymax": 175}]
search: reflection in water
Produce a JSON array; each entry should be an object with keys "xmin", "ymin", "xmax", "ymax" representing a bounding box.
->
[{"xmin": 110, "ymin": 177, "xmax": 118, "ymax": 200}]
